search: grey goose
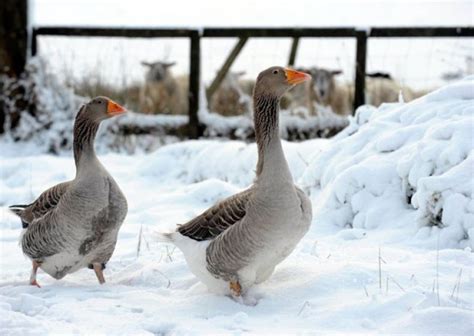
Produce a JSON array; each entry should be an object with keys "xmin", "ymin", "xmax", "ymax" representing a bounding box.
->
[
  {"xmin": 157, "ymin": 67, "xmax": 313, "ymax": 299},
  {"xmin": 9, "ymin": 97, "xmax": 128, "ymax": 286}
]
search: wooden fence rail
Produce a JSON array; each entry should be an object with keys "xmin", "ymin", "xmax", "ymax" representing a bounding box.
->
[{"xmin": 31, "ymin": 26, "xmax": 474, "ymax": 138}]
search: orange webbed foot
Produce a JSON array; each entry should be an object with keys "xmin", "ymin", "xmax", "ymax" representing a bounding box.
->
[
  {"xmin": 30, "ymin": 279, "xmax": 41, "ymax": 288},
  {"xmin": 229, "ymin": 281, "xmax": 242, "ymax": 297}
]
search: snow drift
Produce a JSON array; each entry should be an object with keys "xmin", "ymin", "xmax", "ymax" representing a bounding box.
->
[{"xmin": 301, "ymin": 76, "xmax": 474, "ymax": 249}]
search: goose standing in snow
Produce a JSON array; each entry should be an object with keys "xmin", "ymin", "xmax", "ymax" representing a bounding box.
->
[
  {"xmin": 158, "ymin": 67, "xmax": 313, "ymax": 298},
  {"xmin": 9, "ymin": 97, "xmax": 128, "ymax": 286}
]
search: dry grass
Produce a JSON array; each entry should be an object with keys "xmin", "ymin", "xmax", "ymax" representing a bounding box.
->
[
  {"xmin": 71, "ymin": 74, "xmax": 187, "ymax": 115},
  {"xmin": 73, "ymin": 79, "xmax": 141, "ymax": 113}
]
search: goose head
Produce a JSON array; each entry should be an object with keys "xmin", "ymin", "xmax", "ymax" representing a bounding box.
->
[
  {"xmin": 84, "ymin": 96, "xmax": 126, "ymax": 122},
  {"xmin": 255, "ymin": 66, "xmax": 311, "ymax": 98}
]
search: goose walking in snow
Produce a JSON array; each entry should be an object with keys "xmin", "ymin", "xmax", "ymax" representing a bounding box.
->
[
  {"xmin": 157, "ymin": 67, "xmax": 313, "ymax": 299},
  {"xmin": 9, "ymin": 97, "xmax": 128, "ymax": 286}
]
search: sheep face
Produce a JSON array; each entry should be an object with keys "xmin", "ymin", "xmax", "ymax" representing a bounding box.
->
[
  {"xmin": 221, "ymin": 71, "xmax": 246, "ymax": 90},
  {"xmin": 310, "ymin": 68, "xmax": 342, "ymax": 103},
  {"xmin": 141, "ymin": 61, "xmax": 176, "ymax": 83}
]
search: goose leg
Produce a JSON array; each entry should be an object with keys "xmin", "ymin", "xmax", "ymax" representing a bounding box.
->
[
  {"xmin": 229, "ymin": 281, "xmax": 241, "ymax": 297},
  {"xmin": 92, "ymin": 263, "xmax": 106, "ymax": 284},
  {"xmin": 30, "ymin": 261, "xmax": 41, "ymax": 287},
  {"xmin": 230, "ymin": 269, "xmax": 259, "ymax": 305}
]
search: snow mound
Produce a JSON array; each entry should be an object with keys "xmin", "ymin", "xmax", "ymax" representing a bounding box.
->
[
  {"xmin": 301, "ymin": 77, "xmax": 474, "ymax": 249},
  {"xmin": 138, "ymin": 138, "xmax": 327, "ymax": 188}
]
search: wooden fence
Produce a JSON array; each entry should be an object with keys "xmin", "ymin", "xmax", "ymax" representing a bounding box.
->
[{"xmin": 31, "ymin": 26, "xmax": 474, "ymax": 138}]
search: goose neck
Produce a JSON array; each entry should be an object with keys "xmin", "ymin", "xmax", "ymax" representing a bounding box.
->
[
  {"xmin": 254, "ymin": 93, "xmax": 283, "ymax": 178},
  {"xmin": 73, "ymin": 109, "xmax": 100, "ymax": 171}
]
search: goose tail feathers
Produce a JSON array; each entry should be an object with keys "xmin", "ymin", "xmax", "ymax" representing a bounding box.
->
[
  {"xmin": 153, "ymin": 231, "xmax": 176, "ymax": 243},
  {"xmin": 8, "ymin": 204, "xmax": 28, "ymax": 217},
  {"xmin": 8, "ymin": 204, "xmax": 30, "ymax": 229}
]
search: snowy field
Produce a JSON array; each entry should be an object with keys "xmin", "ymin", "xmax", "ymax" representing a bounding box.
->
[{"xmin": 0, "ymin": 78, "xmax": 473, "ymax": 335}]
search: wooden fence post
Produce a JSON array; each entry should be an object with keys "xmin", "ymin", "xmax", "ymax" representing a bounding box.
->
[
  {"xmin": 288, "ymin": 36, "xmax": 300, "ymax": 67},
  {"xmin": 353, "ymin": 29, "xmax": 367, "ymax": 113},
  {"xmin": 206, "ymin": 37, "xmax": 248, "ymax": 101},
  {"xmin": 0, "ymin": 0, "xmax": 28, "ymax": 133},
  {"xmin": 31, "ymin": 28, "xmax": 38, "ymax": 56},
  {"xmin": 188, "ymin": 30, "xmax": 201, "ymax": 139}
]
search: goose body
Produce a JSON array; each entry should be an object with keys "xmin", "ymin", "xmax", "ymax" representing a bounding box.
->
[
  {"xmin": 160, "ymin": 67, "xmax": 313, "ymax": 296},
  {"xmin": 9, "ymin": 97, "xmax": 128, "ymax": 285}
]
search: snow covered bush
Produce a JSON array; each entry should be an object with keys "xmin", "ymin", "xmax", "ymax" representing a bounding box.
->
[
  {"xmin": 1, "ymin": 58, "xmax": 186, "ymax": 154},
  {"xmin": 2, "ymin": 58, "xmax": 349, "ymax": 155},
  {"xmin": 301, "ymin": 77, "xmax": 474, "ymax": 249},
  {"xmin": 2, "ymin": 57, "xmax": 86, "ymax": 153}
]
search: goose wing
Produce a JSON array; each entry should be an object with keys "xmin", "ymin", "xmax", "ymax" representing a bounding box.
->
[
  {"xmin": 178, "ymin": 188, "xmax": 253, "ymax": 241},
  {"xmin": 9, "ymin": 181, "xmax": 71, "ymax": 228}
]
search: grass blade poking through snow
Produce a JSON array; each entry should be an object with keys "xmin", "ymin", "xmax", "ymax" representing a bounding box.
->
[
  {"xmin": 137, "ymin": 225, "xmax": 143, "ymax": 258},
  {"xmin": 436, "ymin": 231, "xmax": 440, "ymax": 306}
]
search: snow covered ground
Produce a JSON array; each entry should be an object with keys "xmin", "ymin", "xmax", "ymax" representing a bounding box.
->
[{"xmin": 0, "ymin": 78, "xmax": 473, "ymax": 335}]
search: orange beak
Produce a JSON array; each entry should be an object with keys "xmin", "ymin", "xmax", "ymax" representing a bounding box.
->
[
  {"xmin": 107, "ymin": 99, "xmax": 126, "ymax": 116},
  {"xmin": 285, "ymin": 68, "xmax": 312, "ymax": 85}
]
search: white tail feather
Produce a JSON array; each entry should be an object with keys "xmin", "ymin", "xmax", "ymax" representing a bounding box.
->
[{"xmin": 153, "ymin": 231, "xmax": 175, "ymax": 243}]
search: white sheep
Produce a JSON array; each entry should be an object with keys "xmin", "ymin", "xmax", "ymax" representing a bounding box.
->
[
  {"xmin": 209, "ymin": 71, "xmax": 251, "ymax": 116},
  {"xmin": 306, "ymin": 67, "xmax": 353, "ymax": 116},
  {"xmin": 283, "ymin": 67, "xmax": 312, "ymax": 117},
  {"xmin": 364, "ymin": 73, "xmax": 416, "ymax": 106},
  {"xmin": 303, "ymin": 68, "xmax": 429, "ymax": 117},
  {"xmin": 139, "ymin": 61, "xmax": 187, "ymax": 115}
]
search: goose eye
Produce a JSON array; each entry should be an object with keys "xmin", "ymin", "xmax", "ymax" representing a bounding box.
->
[{"xmin": 273, "ymin": 70, "xmax": 278, "ymax": 75}]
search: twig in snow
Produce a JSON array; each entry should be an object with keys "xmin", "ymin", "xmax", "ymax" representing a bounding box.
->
[
  {"xmin": 386, "ymin": 276, "xmax": 389, "ymax": 294},
  {"xmin": 450, "ymin": 268, "xmax": 461, "ymax": 298},
  {"xmin": 155, "ymin": 269, "xmax": 172, "ymax": 289},
  {"xmin": 450, "ymin": 268, "xmax": 463, "ymax": 305},
  {"xmin": 142, "ymin": 226, "xmax": 151, "ymax": 251},
  {"xmin": 157, "ymin": 251, "xmax": 164, "ymax": 264},
  {"xmin": 436, "ymin": 232, "xmax": 440, "ymax": 306},
  {"xmin": 363, "ymin": 285, "xmax": 369, "ymax": 297},
  {"xmin": 166, "ymin": 246, "xmax": 176, "ymax": 262},
  {"xmin": 389, "ymin": 276, "xmax": 406, "ymax": 292},
  {"xmin": 297, "ymin": 301, "xmax": 310, "ymax": 316},
  {"xmin": 296, "ymin": 151, "xmax": 309, "ymax": 167},
  {"xmin": 136, "ymin": 225, "xmax": 143, "ymax": 258},
  {"xmin": 455, "ymin": 270, "xmax": 462, "ymax": 305},
  {"xmin": 378, "ymin": 247, "xmax": 382, "ymax": 291}
]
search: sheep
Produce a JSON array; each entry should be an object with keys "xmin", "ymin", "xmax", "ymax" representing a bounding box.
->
[
  {"xmin": 361, "ymin": 71, "xmax": 434, "ymax": 106},
  {"xmin": 139, "ymin": 61, "xmax": 187, "ymax": 115},
  {"xmin": 306, "ymin": 67, "xmax": 353, "ymax": 116},
  {"xmin": 283, "ymin": 67, "xmax": 313, "ymax": 116},
  {"xmin": 208, "ymin": 71, "xmax": 251, "ymax": 116},
  {"xmin": 303, "ymin": 68, "xmax": 429, "ymax": 117},
  {"xmin": 364, "ymin": 75, "xmax": 416, "ymax": 106}
]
